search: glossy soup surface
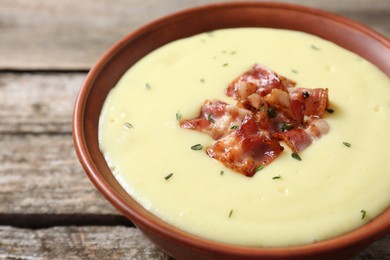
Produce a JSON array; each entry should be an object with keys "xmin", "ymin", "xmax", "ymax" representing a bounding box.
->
[{"xmin": 99, "ymin": 28, "xmax": 390, "ymax": 247}]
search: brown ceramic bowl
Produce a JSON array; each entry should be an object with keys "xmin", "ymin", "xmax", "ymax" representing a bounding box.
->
[{"xmin": 73, "ymin": 2, "xmax": 390, "ymax": 259}]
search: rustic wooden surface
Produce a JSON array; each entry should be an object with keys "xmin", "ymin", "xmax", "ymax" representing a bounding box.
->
[{"xmin": 0, "ymin": 0, "xmax": 389, "ymax": 259}]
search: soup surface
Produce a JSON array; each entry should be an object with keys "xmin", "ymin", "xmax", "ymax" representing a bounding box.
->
[{"xmin": 99, "ymin": 28, "xmax": 390, "ymax": 247}]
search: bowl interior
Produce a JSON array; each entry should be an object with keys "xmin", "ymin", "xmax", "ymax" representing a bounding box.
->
[{"xmin": 73, "ymin": 2, "xmax": 390, "ymax": 259}]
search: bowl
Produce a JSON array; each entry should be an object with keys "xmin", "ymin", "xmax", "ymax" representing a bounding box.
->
[{"xmin": 73, "ymin": 2, "xmax": 390, "ymax": 259}]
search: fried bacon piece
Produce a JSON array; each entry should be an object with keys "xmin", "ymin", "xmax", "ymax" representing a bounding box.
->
[
  {"xmin": 206, "ymin": 116, "xmax": 284, "ymax": 177},
  {"xmin": 288, "ymin": 88, "xmax": 329, "ymax": 117},
  {"xmin": 278, "ymin": 117, "xmax": 330, "ymax": 153},
  {"xmin": 180, "ymin": 99, "xmax": 251, "ymax": 140},
  {"xmin": 180, "ymin": 63, "xmax": 331, "ymax": 177},
  {"xmin": 226, "ymin": 64, "xmax": 296, "ymax": 101}
]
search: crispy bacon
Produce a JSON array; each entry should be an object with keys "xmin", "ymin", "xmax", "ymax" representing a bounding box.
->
[
  {"xmin": 226, "ymin": 64, "xmax": 296, "ymax": 101},
  {"xmin": 180, "ymin": 63, "xmax": 331, "ymax": 176},
  {"xmin": 278, "ymin": 117, "xmax": 330, "ymax": 153},
  {"xmin": 263, "ymin": 89, "xmax": 305, "ymax": 128},
  {"xmin": 180, "ymin": 99, "xmax": 251, "ymax": 140},
  {"xmin": 206, "ymin": 116, "xmax": 284, "ymax": 177},
  {"xmin": 288, "ymin": 88, "xmax": 329, "ymax": 117}
]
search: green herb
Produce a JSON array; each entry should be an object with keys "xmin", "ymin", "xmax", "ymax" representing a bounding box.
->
[
  {"xmin": 272, "ymin": 175, "xmax": 282, "ymax": 180},
  {"xmin": 222, "ymin": 63, "xmax": 229, "ymax": 67},
  {"xmin": 311, "ymin": 44, "xmax": 320, "ymax": 51},
  {"xmin": 291, "ymin": 152, "xmax": 302, "ymax": 161},
  {"xmin": 164, "ymin": 173, "xmax": 173, "ymax": 180},
  {"xmin": 267, "ymin": 107, "xmax": 276, "ymax": 118},
  {"xmin": 191, "ymin": 144, "xmax": 203, "ymax": 150},
  {"xmin": 343, "ymin": 142, "xmax": 351, "ymax": 148},
  {"xmin": 176, "ymin": 111, "xmax": 181, "ymax": 121},
  {"xmin": 280, "ymin": 122, "xmax": 293, "ymax": 132},
  {"xmin": 291, "ymin": 69, "xmax": 298, "ymax": 74},
  {"xmin": 220, "ymin": 170, "xmax": 224, "ymax": 176},
  {"xmin": 123, "ymin": 122, "xmax": 134, "ymax": 129},
  {"xmin": 206, "ymin": 30, "xmax": 214, "ymax": 37},
  {"xmin": 228, "ymin": 209, "xmax": 233, "ymax": 218},
  {"xmin": 361, "ymin": 209, "xmax": 367, "ymax": 219},
  {"xmin": 230, "ymin": 125, "xmax": 239, "ymax": 130},
  {"xmin": 207, "ymin": 113, "xmax": 215, "ymax": 123},
  {"xmin": 144, "ymin": 83, "xmax": 151, "ymax": 89},
  {"xmin": 230, "ymin": 51, "xmax": 236, "ymax": 55},
  {"xmin": 200, "ymin": 78, "xmax": 205, "ymax": 83},
  {"xmin": 325, "ymin": 108, "xmax": 334, "ymax": 113},
  {"xmin": 255, "ymin": 165, "xmax": 265, "ymax": 172}
]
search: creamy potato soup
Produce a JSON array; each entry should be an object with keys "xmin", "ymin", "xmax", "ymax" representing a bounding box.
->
[{"xmin": 99, "ymin": 28, "xmax": 390, "ymax": 247}]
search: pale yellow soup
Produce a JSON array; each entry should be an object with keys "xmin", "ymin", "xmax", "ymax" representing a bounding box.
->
[{"xmin": 99, "ymin": 28, "xmax": 390, "ymax": 247}]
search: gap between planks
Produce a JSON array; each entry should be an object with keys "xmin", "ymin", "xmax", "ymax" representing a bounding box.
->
[{"xmin": 0, "ymin": 213, "xmax": 134, "ymax": 229}]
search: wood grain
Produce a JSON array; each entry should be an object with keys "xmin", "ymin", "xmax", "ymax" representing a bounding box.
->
[
  {"xmin": 0, "ymin": 225, "xmax": 388, "ymax": 259},
  {"xmin": 0, "ymin": 226, "xmax": 171, "ymax": 260},
  {"xmin": 0, "ymin": 133, "xmax": 117, "ymax": 215},
  {"xmin": 0, "ymin": 0, "xmax": 388, "ymax": 70},
  {"xmin": 353, "ymin": 233, "xmax": 390, "ymax": 260},
  {"xmin": 0, "ymin": 73, "xmax": 82, "ymax": 134}
]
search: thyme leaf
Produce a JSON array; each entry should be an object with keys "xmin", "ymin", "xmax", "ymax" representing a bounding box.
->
[
  {"xmin": 280, "ymin": 122, "xmax": 293, "ymax": 132},
  {"xmin": 291, "ymin": 152, "xmax": 302, "ymax": 161},
  {"xmin": 123, "ymin": 122, "xmax": 134, "ymax": 129},
  {"xmin": 207, "ymin": 113, "xmax": 215, "ymax": 123},
  {"xmin": 228, "ymin": 209, "xmax": 233, "ymax": 218},
  {"xmin": 267, "ymin": 107, "xmax": 276, "ymax": 118},
  {"xmin": 206, "ymin": 30, "xmax": 214, "ymax": 37},
  {"xmin": 361, "ymin": 209, "xmax": 367, "ymax": 219},
  {"xmin": 272, "ymin": 175, "xmax": 281, "ymax": 180},
  {"xmin": 255, "ymin": 165, "xmax": 265, "ymax": 172},
  {"xmin": 191, "ymin": 144, "xmax": 203, "ymax": 150},
  {"xmin": 176, "ymin": 111, "xmax": 181, "ymax": 121},
  {"xmin": 164, "ymin": 173, "xmax": 173, "ymax": 180},
  {"xmin": 325, "ymin": 108, "xmax": 334, "ymax": 113},
  {"xmin": 343, "ymin": 142, "xmax": 351, "ymax": 148},
  {"xmin": 311, "ymin": 44, "xmax": 320, "ymax": 51}
]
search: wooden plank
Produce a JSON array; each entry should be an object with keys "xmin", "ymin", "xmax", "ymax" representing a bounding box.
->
[
  {"xmin": 0, "ymin": 73, "xmax": 121, "ymax": 217},
  {"xmin": 0, "ymin": 226, "xmax": 388, "ymax": 259},
  {"xmin": 353, "ymin": 233, "xmax": 390, "ymax": 260},
  {"xmin": 0, "ymin": 134, "xmax": 118, "ymax": 215},
  {"xmin": 0, "ymin": 226, "xmax": 170, "ymax": 259},
  {"xmin": 0, "ymin": 73, "xmax": 83, "ymax": 134},
  {"xmin": 0, "ymin": 0, "xmax": 389, "ymax": 70}
]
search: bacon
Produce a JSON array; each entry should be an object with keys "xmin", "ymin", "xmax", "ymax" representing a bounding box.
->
[
  {"xmin": 304, "ymin": 116, "xmax": 330, "ymax": 141},
  {"xmin": 180, "ymin": 63, "xmax": 331, "ymax": 176},
  {"xmin": 180, "ymin": 99, "xmax": 251, "ymax": 140},
  {"xmin": 288, "ymin": 88, "xmax": 329, "ymax": 117},
  {"xmin": 226, "ymin": 64, "xmax": 296, "ymax": 101},
  {"xmin": 278, "ymin": 117, "xmax": 330, "ymax": 153},
  {"xmin": 206, "ymin": 116, "xmax": 284, "ymax": 177},
  {"xmin": 263, "ymin": 89, "xmax": 304, "ymax": 127}
]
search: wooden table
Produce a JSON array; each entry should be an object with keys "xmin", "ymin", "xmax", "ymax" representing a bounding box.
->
[{"xmin": 1, "ymin": 0, "xmax": 389, "ymax": 259}]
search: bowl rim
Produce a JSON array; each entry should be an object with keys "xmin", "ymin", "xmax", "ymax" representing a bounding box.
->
[{"xmin": 73, "ymin": 1, "xmax": 390, "ymax": 257}]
